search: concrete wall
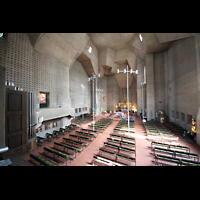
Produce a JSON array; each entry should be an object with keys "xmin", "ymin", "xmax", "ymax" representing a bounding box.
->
[
  {"xmin": 69, "ymin": 60, "xmax": 91, "ymax": 116},
  {"xmin": 97, "ymin": 76, "xmax": 107, "ymax": 112},
  {"xmin": 0, "ymin": 66, "xmax": 6, "ymax": 148},
  {"xmin": 146, "ymin": 53, "xmax": 155, "ymax": 120},
  {"xmin": 137, "ymin": 58, "xmax": 145, "ymax": 115},
  {"xmin": 145, "ymin": 36, "xmax": 198, "ymax": 126},
  {"xmin": 0, "ymin": 33, "xmax": 76, "ymax": 138},
  {"xmin": 154, "ymin": 52, "xmax": 165, "ymax": 113},
  {"xmin": 195, "ymin": 33, "xmax": 200, "ymax": 145},
  {"xmin": 0, "ymin": 33, "xmax": 72, "ymax": 111},
  {"xmin": 129, "ymin": 77, "xmax": 137, "ymax": 111},
  {"xmin": 164, "ymin": 36, "xmax": 198, "ymax": 131},
  {"xmin": 107, "ymin": 76, "xmax": 120, "ymax": 111}
]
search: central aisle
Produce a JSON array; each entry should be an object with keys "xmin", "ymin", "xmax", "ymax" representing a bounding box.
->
[
  {"xmin": 67, "ymin": 115, "xmax": 119, "ymax": 166},
  {"xmin": 134, "ymin": 117, "xmax": 154, "ymax": 166}
]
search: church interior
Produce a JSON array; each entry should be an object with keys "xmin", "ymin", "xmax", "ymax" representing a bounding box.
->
[{"xmin": 1, "ymin": 33, "xmax": 200, "ymax": 166}]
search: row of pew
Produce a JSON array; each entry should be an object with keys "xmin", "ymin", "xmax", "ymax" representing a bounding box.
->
[
  {"xmin": 75, "ymin": 115, "xmax": 94, "ymax": 125},
  {"xmin": 163, "ymin": 122, "xmax": 187, "ymax": 135},
  {"xmin": 92, "ymin": 121, "xmax": 136, "ymax": 166},
  {"xmin": 143, "ymin": 121, "xmax": 178, "ymax": 143},
  {"xmin": 143, "ymin": 121, "xmax": 200, "ymax": 166},
  {"xmin": 30, "ymin": 125, "xmax": 99, "ymax": 166},
  {"xmin": 151, "ymin": 141, "xmax": 200, "ymax": 166},
  {"xmin": 36, "ymin": 124, "xmax": 78, "ymax": 146},
  {"xmin": 88, "ymin": 118, "xmax": 112, "ymax": 131},
  {"xmin": 114, "ymin": 120, "xmax": 135, "ymax": 134}
]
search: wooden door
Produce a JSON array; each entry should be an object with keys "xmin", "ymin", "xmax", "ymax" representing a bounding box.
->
[{"xmin": 5, "ymin": 90, "xmax": 27, "ymax": 149}]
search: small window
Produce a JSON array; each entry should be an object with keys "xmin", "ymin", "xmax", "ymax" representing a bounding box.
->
[
  {"xmin": 88, "ymin": 46, "xmax": 92, "ymax": 53},
  {"xmin": 187, "ymin": 114, "xmax": 192, "ymax": 124},
  {"xmin": 172, "ymin": 110, "xmax": 174, "ymax": 118},
  {"xmin": 181, "ymin": 112, "xmax": 185, "ymax": 122},
  {"xmin": 139, "ymin": 34, "xmax": 143, "ymax": 41},
  {"xmin": 0, "ymin": 33, "xmax": 3, "ymax": 38},
  {"xmin": 176, "ymin": 111, "xmax": 179, "ymax": 120}
]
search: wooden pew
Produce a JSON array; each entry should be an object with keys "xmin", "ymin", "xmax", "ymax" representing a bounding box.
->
[
  {"xmin": 107, "ymin": 138, "xmax": 135, "ymax": 148},
  {"xmin": 99, "ymin": 148, "xmax": 136, "ymax": 165},
  {"xmin": 69, "ymin": 134, "xmax": 92, "ymax": 143},
  {"xmin": 152, "ymin": 147, "xmax": 199, "ymax": 161},
  {"xmin": 30, "ymin": 154, "xmax": 58, "ymax": 166},
  {"xmin": 43, "ymin": 147, "xmax": 73, "ymax": 165},
  {"xmin": 63, "ymin": 137, "xmax": 88, "ymax": 149},
  {"xmin": 93, "ymin": 155, "xmax": 126, "ymax": 166},
  {"xmin": 151, "ymin": 141, "xmax": 190, "ymax": 153},
  {"xmin": 154, "ymin": 154, "xmax": 200, "ymax": 166},
  {"xmin": 104, "ymin": 142, "xmax": 135, "ymax": 154},
  {"xmin": 54, "ymin": 142, "xmax": 82, "ymax": 158}
]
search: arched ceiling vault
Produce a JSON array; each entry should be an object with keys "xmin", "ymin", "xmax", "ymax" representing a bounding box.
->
[{"xmin": 27, "ymin": 33, "xmax": 195, "ymax": 88}]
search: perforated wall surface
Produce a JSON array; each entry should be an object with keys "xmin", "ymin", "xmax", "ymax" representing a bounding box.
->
[
  {"xmin": 0, "ymin": 33, "xmax": 69, "ymax": 109},
  {"xmin": 69, "ymin": 60, "xmax": 91, "ymax": 116}
]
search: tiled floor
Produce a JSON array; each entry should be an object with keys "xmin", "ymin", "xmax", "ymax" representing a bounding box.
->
[
  {"xmin": 22, "ymin": 114, "xmax": 200, "ymax": 166},
  {"xmin": 134, "ymin": 117, "xmax": 200, "ymax": 166},
  {"xmin": 134, "ymin": 118, "xmax": 154, "ymax": 166},
  {"xmin": 23, "ymin": 114, "xmax": 119, "ymax": 166}
]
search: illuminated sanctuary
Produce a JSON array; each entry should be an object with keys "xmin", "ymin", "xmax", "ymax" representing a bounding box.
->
[{"xmin": 118, "ymin": 91, "xmax": 132, "ymax": 110}]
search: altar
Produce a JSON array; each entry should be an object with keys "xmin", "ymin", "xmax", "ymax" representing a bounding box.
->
[{"xmin": 118, "ymin": 91, "xmax": 132, "ymax": 110}]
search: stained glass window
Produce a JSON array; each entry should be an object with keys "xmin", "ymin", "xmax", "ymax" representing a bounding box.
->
[{"xmin": 0, "ymin": 33, "xmax": 3, "ymax": 38}]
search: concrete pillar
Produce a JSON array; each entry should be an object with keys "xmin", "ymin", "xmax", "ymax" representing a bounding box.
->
[
  {"xmin": 146, "ymin": 53, "xmax": 155, "ymax": 121},
  {"xmin": 90, "ymin": 76, "xmax": 98, "ymax": 114},
  {"xmin": 94, "ymin": 77, "xmax": 97, "ymax": 114},
  {"xmin": 195, "ymin": 33, "xmax": 200, "ymax": 145},
  {"xmin": 0, "ymin": 66, "xmax": 6, "ymax": 148},
  {"xmin": 136, "ymin": 58, "xmax": 144, "ymax": 116}
]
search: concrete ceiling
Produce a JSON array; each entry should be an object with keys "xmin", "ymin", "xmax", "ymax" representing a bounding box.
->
[
  {"xmin": 27, "ymin": 33, "xmax": 195, "ymax": 88},
  {"xmin": 87, "ymin": 33, "xmax": 136, "ymax": 51}
]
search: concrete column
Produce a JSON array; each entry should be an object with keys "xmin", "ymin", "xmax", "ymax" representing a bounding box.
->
[
  {"xmin": 136, "ymin": 58, "xmax": 144, "ymax": 116},
  {"xmin": 195, "ymin": 33, "xmax": 200, "ymax": 145},
  {"xmin": 94, "ymin": 77, "xmax": 97, "ymax": 114},
  {"xmin": 0, "ymin": 66, "xmax": 6, "ymax": 148},
  {"xmin": 146, "ymin": 53, "xmax": 155, "ymax": 121}
]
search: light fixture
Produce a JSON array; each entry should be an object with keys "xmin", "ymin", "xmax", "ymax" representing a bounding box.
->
[
  {"xmin": 88, "ymin": 73, "xmax": 100, "ymax": 131},
  {"xmin": 139, "ymin": 34, "xmax": 143, "ymax": 41},
  {"xmin": 88, "ymin": 46, "xmax": 92, "ymax": 53},
  {"xmin": 80, "ymin": 84, "xmax": 85, "ymax": 89},
  {"xmin": 117, "ymin": 65, "xmax": 138, "ymax": 136},
  {"xmin": 80, "ymin": 84, "xmax": 85, "ymax": 120},
  {"xmin": 141, "ymin": 66, "xmax": 146, "ymax": 122}
]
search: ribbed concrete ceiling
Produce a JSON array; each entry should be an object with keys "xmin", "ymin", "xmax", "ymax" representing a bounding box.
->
[
  {"xmin": 27, "ymin": 33, "xmax": 195, "ymax": 88},
  {"xmin": 87, "ymin": 33, "xmax": 136, "ymax": 50}
]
